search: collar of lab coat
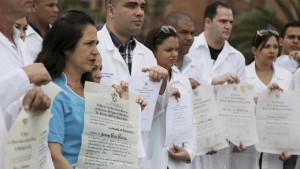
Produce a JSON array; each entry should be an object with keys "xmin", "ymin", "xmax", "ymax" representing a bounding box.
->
[
  {"xmin": 193, "ymin": 32, "xmax": 240, "ymax": 55},
  {"xmin": 193, "ymin": 32, "xmax": 242, "ymax": 71},
  {"xmin": 26, "ymin": 25, "xmax": 43, "ymax": 41},
  {"xmin": 101, "ymin": 24, "xmax": 143, "ymax": 54},
  {"xmin": 170, "ymin": 66, "xmax": 185, "ymax": 85},
  {"xmin": 247, "ymin": 61, "xmax": 285, "ymax": 80}
]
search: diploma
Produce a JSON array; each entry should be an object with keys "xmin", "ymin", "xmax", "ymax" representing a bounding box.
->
[
  {"xmin": 5, "ymin": 82, "xmax": 61, "ymax": 169},
  {"xmin": 193, "ymin": 85, "xmax": 228, "ymax": 155},
  {"xmin": 76, "ymin": 82, "xmax": 139, "ymax": 169},
  {"xmin": 216, "ymin": 83, "xmax": 258, "ymax": 146},
  {"xmin": 256, "ymin": 90, "xmax": 300, "ymax": 154},
  {"xmin": 164, "ymin": 94, "xmax": 193, "ymax": 146},
  {"xmin": 129, "ymin": 76, "xmax": 162, "ymax": 131}
]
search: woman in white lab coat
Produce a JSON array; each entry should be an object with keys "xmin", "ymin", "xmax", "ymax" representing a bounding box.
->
[
  {"xmin": 245, "ymin": 29, "xmax": 292, "ymax": 169},
  {"xmin": 144, "ymin": 25, "xmax": 196, "ymax": 169}
]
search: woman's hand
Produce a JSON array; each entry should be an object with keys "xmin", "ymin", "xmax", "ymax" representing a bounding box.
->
[
  {"xmin": 112, "ymin": 80, "xmax": 128, "ymax": 97},
  {"xmin": 168, "ymin": 144, "xmax": 191, "ymax": 163},
  {"xmin": 136, "ymin": 96, "xmax": 147, "ymax": 111},
  {"xmin": 232, "ymin": 142, "xmax": 246, "ymax": 153},
  {"xmin": 268, "ymin": 83, "xmax": 283, "ymax": 92},
  {"xmin": 279, "ymin": 152, "xmax": 291, "ymax": 161},
  {"xmin": 206, "ymin": 148, "xmax": 217, "ymax": 155},
  {"xmin": 170, "ymin": 87, "xmax": 180, "ymax": 100}
]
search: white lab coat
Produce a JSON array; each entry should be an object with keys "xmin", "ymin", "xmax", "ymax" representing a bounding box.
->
[
  {"xmin": 186, "ymin": 32, "xmax": 246, "ymax": 169},
  {"xmin": 146, "ymin": 67, "xmax": 196, "ymax": 169},
  {"xmin": 246, "ymin": 61, "xmax": 293, "ymax": 169},
  {"xmin": 293, "ymin": 68, "xmax": 300, "ymax": 91},
  {"xmin": 97, "ymin": 24, "xmax": 158, "ymax": 168},
  {"xmin": 188, "ymin": 32, "xmax": 245, "ymax": 85},
  {"xmin": 97, "ymin": 24, "xmax": 157, "ymax": 86},
  {"xmin": 180, "ymin": 54, "xmax": 202, "ymax": 84},
  {"xmin": 0, "ymin": 27, "xmax": 54, "ymax": 169},
  {"xmin": 292, "ymin": 69, "xmax": 300, "ymax": 169},
  {"xmin": 25, "ymin": 25, "xmax": 43, "ymax": 61}
]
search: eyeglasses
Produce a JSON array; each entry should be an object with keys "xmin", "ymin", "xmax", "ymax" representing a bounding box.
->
[
  {"xmin": 254, "ymin": 29, "xmax": 279, "ymax": 44},
  {"xmin": 154, "ymin": 25, "xmax": 177, "ymax": 38},
  {"xmin": 256, "ymin": 29, "xmax": 279, "ymax": 37}
]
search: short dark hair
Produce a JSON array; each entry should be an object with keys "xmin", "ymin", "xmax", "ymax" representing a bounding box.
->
[
  {"xmin": 144, "ymin": 25, "xmax": 177, "ymax": 52},
  {"xmin": 280, "ymin": 21, "xmax": 300, "ymax": 38},
  {"xmin": 35, "ymin": 10, "xmax": 96, "ymax": 79},
  {"xmin": 105, "ymin": 0, "xmax": 116, "ymax": 7},
  {"xmin": 163, "ymin": 12, "xmax": 193, "ymax": 28},
  {"xmin": 204, "ymin": 1, "xmax": 231, "ymax": 20},
  {"xmin": 252, "ymin": 30, "xmax": 279, "ymax": 51}
]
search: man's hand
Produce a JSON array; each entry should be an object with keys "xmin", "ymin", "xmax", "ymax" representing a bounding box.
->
[
  {"xmin": 212, "ymin": 73, "xmax": 239, "ymax": 85},
  {"xmin": 232, "ymin": 142, "xmax": 246, "ymax": 153},
  {"xmin": 289, "ymin": 50, "xmax": 300, "ymax": 61},
  {"xmin": 22, "ymin": 63, "xmax": 51, "ymax": 85},
  {"xmin": 188, "ymin": 78, "xmax": 200, "ymax": 89},
  {"xmin": 23, "ymin": 88, "xmax": 51, "ymax": 113},
  {"xmin": 279, "ymin": 152, "xmax": 291, "ymax": 161},
  {"xmin": 168, "ymin": 144, "xmax": 191, "ymax": 162},
  {"xmin": 142, "ymin": 66, "xmax": 168, "ymax": 82}
]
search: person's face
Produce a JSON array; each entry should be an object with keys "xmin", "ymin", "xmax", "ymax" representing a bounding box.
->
[
  {"xmin": 109, "ymin": 0, "xmax": 145, "ymax": 36},
  {"xmin": 67, "ymin": 24, "xmax": 99, "ymax": 74},
  {"xmin": 206, "ymin": 7, "xmax": 233, "ymax": 43},
  {"xmin": 254, "ymin": 36, "xmax": 279, "ymax": 66},
  {"xmin": 154, "ymin": 36, "xmax": 179, "ymax": 70},
  {"xmin": 14, "ymin": 17, "xmax": 28, "ymax": 41},
  {"xmin": 91, "ymin": 55, "xmax": 102, "ymax": 83},
  {"xmin": 174, "ymin": 20, "xmax": 195, "ymax": 56},
  {"xmin": 280, "ymin": 26, "xmax": 300, "ymax": 55},
  {"xmin": 32, "ymin": 0, "xmax": 59, "ymax": 25}
]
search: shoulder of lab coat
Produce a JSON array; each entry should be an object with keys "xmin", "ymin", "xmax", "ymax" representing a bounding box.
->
[
  {"xmin": 188, "ymin": 32, "xmax": 246, "ymax": 85},
  {"xmin": 246, "ymin": 62, "xmax": 293, "ymax": 96},
  {"xmin": 181, "ymin": 54, "xmax": 202, "ymax": 84},
  {"xmin": 97, "ymin": 24, "xmax": 157, "ymax": 85},
  {"xmin": 0, "ymin": 29, "xmax": 31, "ymax": 129},
  {"xmin": 25, "ymin": 25, "xmax": 43, "ymax": 61}
]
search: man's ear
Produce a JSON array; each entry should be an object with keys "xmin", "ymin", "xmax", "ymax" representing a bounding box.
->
[
  {"xmin": 31, "ymin": 3, "xmax": 37, "ymax": 13},
  {"xmin": 279, "ymin": 37, "xmax": 284, "ymax": 46},
  {"xmin": 204, "ymin": 18, "xmax": 211, "ymax": 29},
  {"xmin": 106, "ymin": 4, "xmax": 114, "ymax": 18}
]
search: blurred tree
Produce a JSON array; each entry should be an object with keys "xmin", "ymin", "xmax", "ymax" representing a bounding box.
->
[
  {"xmin": 230, "ymin": 0, "xmax": 300, "ymax": 64},
  {"xmin": 58, "ymin": 0, "xmax": 105, "ymax": 25}
]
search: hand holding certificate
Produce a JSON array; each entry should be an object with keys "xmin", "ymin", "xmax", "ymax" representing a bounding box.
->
[
  {"xmin": 5, "ymin": 82, "xmax": 61, "ymax": 169},
  {"xmin": 256, "ymin": 90, "xmax": 300, "ymax": 155},
  {"xmin": 76, "ymin": 82, "xmax": 139, "ymax": 169},
  {"xmin": 216, "ymin": 83, "xmax": 258, "ymax": 147},
  {"xmin": 193, "ymin": 85, "xmax": 228, "ymax": 155},
  {"xmin": 129, "ymin": 76, "xmax": 161, "ymax": 131}
]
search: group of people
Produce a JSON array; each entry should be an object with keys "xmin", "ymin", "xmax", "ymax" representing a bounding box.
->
[{"xmin": 1, "ymin": 0, "xmax": 300, "ymax": 169}]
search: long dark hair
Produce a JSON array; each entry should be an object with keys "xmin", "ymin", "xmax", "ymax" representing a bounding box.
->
[
  {"xmin": 144, "ymin": 25, "xmax": 177, "ymax": 52},
  {"xmin": 35, "ymin": 10, "xmax": 96, "ymax": 79}
]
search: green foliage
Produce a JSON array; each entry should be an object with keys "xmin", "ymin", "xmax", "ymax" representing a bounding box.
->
[
  {"xmin": 58, "ymin": 0, "xmax": 105, "ymax": 24},
  {"xmin": 230, "ymin": 0, "xmax": 300, "ymax": 65}
]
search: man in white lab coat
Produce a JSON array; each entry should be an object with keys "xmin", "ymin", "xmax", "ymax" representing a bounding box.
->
[
  {"xmin": 97, "ymin": 0, "xmax": 168, "ymax": 168},
  {"xmin": 0, "ymin": 0, "xmax": 52, "ymax": 168},
  {"xmin": 163, "ymin": 12, "xmax": 201, "ymax": 89},
  {"xmin": 25, "ymin": 0, "xmax": 59, "ymax": 60},
  {"xmin": 187, "ymin": 1, "xmax": 246, "ymax": 169}
]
